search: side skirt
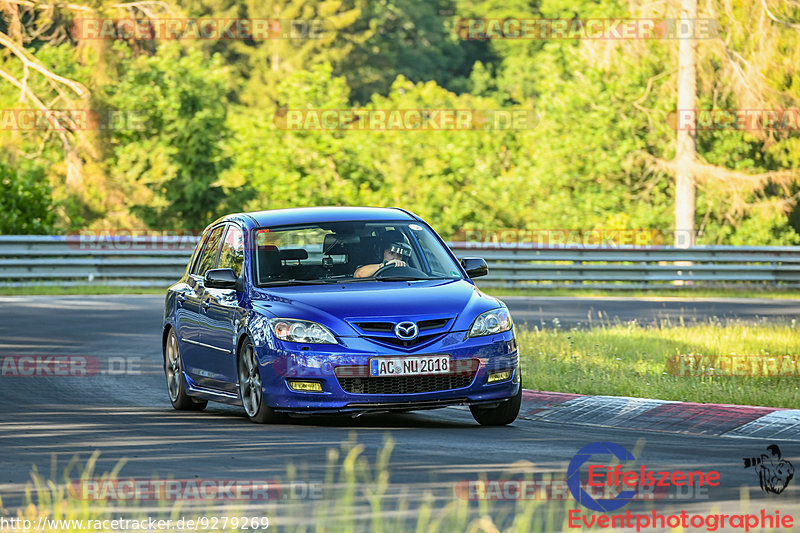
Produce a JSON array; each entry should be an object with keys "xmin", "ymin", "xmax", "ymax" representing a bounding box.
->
[{"xmin": 184, "ymin": 373, "xmax": 243, "ymax": 405}]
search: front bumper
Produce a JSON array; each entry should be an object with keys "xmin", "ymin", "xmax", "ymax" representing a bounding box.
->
[{"xmin": 253, "ymin": 329, "xmax": 520, "ymax": 414}]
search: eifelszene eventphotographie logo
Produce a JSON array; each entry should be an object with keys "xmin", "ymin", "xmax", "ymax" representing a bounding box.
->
[{"xmin": 567, "ymin": 441, "xmax": 720, "ymax": 512}]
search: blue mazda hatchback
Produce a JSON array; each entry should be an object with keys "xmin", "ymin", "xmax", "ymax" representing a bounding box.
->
[{"xmin": 162, "ymin": 207, "xmax": 521, "ymax": 425}]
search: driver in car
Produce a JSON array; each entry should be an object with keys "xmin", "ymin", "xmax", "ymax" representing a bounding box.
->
[{"xmin": 354, "ymin": 236, "xmax": 412, "ymax": 278}]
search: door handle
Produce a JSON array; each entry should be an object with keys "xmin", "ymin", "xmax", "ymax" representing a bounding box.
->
[
  {"xmin": 202, "ymin": 300, "xmax": 211, "ymax": 311},
  {"xmin": 177, "ymin": 294, "xmax": 187, "ymax": 306}
]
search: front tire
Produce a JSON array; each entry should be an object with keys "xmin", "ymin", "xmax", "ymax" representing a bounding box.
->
[
  {"xmin": 165, "ymin": 328, "xmax": 207, "ymax": 411},
  {"xmin": 238, "ymin": 339, "xmax": 284, "ymax": 424},
  {"xmin": 470, "ymin": 385, "xmax": 521, "ymax": 426}
]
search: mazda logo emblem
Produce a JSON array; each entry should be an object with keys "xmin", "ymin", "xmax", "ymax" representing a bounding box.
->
[{"xmin": 394, "ymin": 321, "xmax": 419, "ymax": 340}]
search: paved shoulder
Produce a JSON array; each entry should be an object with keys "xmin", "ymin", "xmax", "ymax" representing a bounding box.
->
[{"xmin": 502, "ymin": 296, "xmax": 800, "ymax": 327}]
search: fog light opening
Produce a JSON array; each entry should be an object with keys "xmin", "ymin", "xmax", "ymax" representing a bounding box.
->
[
  {"xmin": 287, "ymin": 380, "xmax": 324, "ymax": 392},
  {"xmin": 487, "ymin": 370, "xmax": 513, "ymax": 383}
]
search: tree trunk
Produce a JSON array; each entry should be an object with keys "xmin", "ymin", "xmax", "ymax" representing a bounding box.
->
[{"xmin": 674, "ymin": 0, "xmax": 697, "ymax": 249}]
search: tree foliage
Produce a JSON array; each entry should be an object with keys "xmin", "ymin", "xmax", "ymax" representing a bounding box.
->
[
  {"xmin": 0, "ymin": 0, "xmax": 799, "ymax": 244},
  {"xmin": 0, "ymin": 156, "xmax": 54, "ymax": 234},
  {"xmin": 101, "ymin": 43, "xmax": 232, "ymax": 229}
]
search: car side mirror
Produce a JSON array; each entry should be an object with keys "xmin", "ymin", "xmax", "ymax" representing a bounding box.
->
[
  {"xmin": 460, "ymin": 257, "xmax": 488, "ymax": 278},
  {"xmin": 204, "ymin": 268, "xmax": 239, "ymax": 289}
]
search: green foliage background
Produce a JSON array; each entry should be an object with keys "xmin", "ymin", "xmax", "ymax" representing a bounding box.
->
[{"xmin": 1, "ymin": 0, "xmax": 799, "ymax": 243}]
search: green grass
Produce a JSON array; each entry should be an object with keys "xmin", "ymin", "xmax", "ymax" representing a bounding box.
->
[
  {"xmin": 485, "ymin": 287, "xmax": 800, "ymax": 299},
  {"xmin": 14, "ymin": 438, "xmax": 577, "ymax": 532},
  {"xmin": 13, "ymin": 436, "xmax": 793, "ymax": 532},
  {"xmin": 0, "ymin": 285, "xmax": 164, "ymax": 296},
  {"xmin": 518, "ymin": 321, "xmax": 800, "ymax": 408},
  {"xmin": 3, "ymin": 284, "xmax": 800, "ymax": 298}
]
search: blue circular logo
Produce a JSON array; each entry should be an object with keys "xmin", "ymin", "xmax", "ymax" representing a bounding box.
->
[{"xmin": 567, "ymin": 442, "xmax": 637, "ymax": 512}]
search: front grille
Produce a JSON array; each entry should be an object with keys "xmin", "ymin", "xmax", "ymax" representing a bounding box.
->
[
  {"xmin": 352, "ymin": 318, "xmax": 453, "ymax": 335},
  {"xmin": 417, "ymin": 318, "xmax": 450, "ymax": 330},
  {"xmin": 354, "ymin": 321, "xmax": 395, "ymax": 332},
  {"xmin": 335, "ymin": 359, "xmax": 478, "ymax": 395},
  {"xmin": 364, "ymin": 333, "xmax": 441, "ymax": 348},
  {"xmin": 338, "ymin": 374, "xmax": 475, "ymax": 394}
]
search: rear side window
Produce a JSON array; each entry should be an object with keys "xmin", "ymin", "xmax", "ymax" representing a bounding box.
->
[
  {"xmin": 192, "ymin": 226, "xmax": 225, "ymax": 276},
  {"xmin": 219, "ymin": 226, "xmax": 245, "ymax": 277}
]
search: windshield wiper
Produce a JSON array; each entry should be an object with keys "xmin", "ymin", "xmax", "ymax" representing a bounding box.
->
[
  {"xmin": 374, "ymin": 276, "xmax": 438, "ymax": 282},
  {"xmin": 259, "ymin": 279, "xmax": 338, "ymax": 286},
  {"xmin": 261, "ymin": 276, "xmax": 457, "ymax": 286}
]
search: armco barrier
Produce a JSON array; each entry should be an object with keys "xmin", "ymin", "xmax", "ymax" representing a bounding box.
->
[
  {"xmin": 450, "ymin": 242, "xmax": 800, "ymax": 289},
  {"xmin": 0, "ymin": 235, "xmax": 798, "ymax": 289}
]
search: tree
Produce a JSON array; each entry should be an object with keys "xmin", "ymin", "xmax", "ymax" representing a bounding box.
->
[
  {"xmin": 674, "ymin": 0, "xmax": 697, "ymax": 248},
  {"xmin": 101, "ymin": 44, "xmax": 233, "ymax": 229},
  {"xmin": 178, "ymin": 0, "xmax": 363, "ymax": 106},
  {"xmin": 0, "ymin": 156, "xmax": 54, "ymax": 234},
  {"xmin": 335, "ymin": 0, "xmax": 470, "ymax": 104}
]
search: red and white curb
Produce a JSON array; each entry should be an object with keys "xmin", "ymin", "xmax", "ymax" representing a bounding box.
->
[{"xmin": 520, "ymin": 390, "xmax": 800, "ymax": 440}]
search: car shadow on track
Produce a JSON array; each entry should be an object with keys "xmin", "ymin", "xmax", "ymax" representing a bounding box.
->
[{"xmin": 199, "ymin": 404, "xmax": 481, "ymax": 429}]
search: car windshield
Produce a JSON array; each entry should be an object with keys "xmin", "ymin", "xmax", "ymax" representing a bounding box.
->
[{"xmin": 252, "ymin": 220, "xmax": 464, "ymax": 286}]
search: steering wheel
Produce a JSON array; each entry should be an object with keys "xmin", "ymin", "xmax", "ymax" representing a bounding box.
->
[
  {"xmin": 373, "ymin": 264, "xmax": 427, "ymax": 278},
  {"xmin": 373, "ymin": 262, "xmax": 399, "ymax": 277}
]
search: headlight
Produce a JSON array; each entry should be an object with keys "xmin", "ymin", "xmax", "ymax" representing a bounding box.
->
[
  {"xmin": 268, "ymin": 319, "xmax": 337, "ymax": 344},
  {"xmin": 468, "ymin": 307, "xmax": 513, "ymax": 337}
]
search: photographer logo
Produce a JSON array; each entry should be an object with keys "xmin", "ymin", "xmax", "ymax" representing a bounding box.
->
[{"xmin": 743, "ymin": 444, "xmax": 794, "ymax": 495}]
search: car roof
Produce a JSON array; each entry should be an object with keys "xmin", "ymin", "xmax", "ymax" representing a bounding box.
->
[{"xmin": 211, "ymin": 206, "xmax": 419, "ymax": 231}]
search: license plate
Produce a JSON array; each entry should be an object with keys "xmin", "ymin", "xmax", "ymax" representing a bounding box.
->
[{"xmin": 369, "ymin": 355, "xmax": 450, "ymax": 377}]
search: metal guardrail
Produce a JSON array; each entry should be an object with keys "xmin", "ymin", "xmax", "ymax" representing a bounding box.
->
[
  {"xmin": 450, "ymin": 242, "xmax": 800, "ymax": 289},
  {"xmin": 0, "ymin": 235, "xmax": 799, "ymax": 289},
  {"xmin": 0, "ymin": 235, "xmax": 193, "ymax": 288}
]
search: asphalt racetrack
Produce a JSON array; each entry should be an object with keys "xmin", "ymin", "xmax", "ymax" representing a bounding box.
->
[
  {"xmin": 1, "ymin": 295, "xmax": 798, "ymax": 527},
  {"xmin": 501, "ymin": 295, "xmax": 800, "ymax": 328}
]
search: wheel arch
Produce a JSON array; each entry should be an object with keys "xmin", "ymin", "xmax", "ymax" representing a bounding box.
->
[
  {"xmin": 235, "ymin": 332, "xmax": 253, "ymax": 360},
  {"xmin": 162, "ymin": 324, "xmax": 174, "ymax": 361}
]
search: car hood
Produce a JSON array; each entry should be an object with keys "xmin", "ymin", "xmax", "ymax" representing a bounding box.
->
[{"xmin": 250, "ymin": 279, "xmax": 504, "ymax": 336}]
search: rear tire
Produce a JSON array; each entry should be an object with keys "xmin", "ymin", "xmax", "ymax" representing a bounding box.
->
[
  {"xmin": 238, "ymin": 339, "xmax": 285, "ymax": 424},
  {"xmin": 470, "ymin": 385, "xmax": 521, "ymax": 426},
  {"xmin": 165, "ymin": 328, "xmax": 207, "ymax": 411}
]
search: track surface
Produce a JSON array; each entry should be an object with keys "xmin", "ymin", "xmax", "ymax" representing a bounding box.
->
[
  {"xmin": 502, "ymin": 295, "xmax": 800, "ymax": 327},
  {"xmin": 1, "ymin": 295, "xmax": 798, "ymax": 523}
]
